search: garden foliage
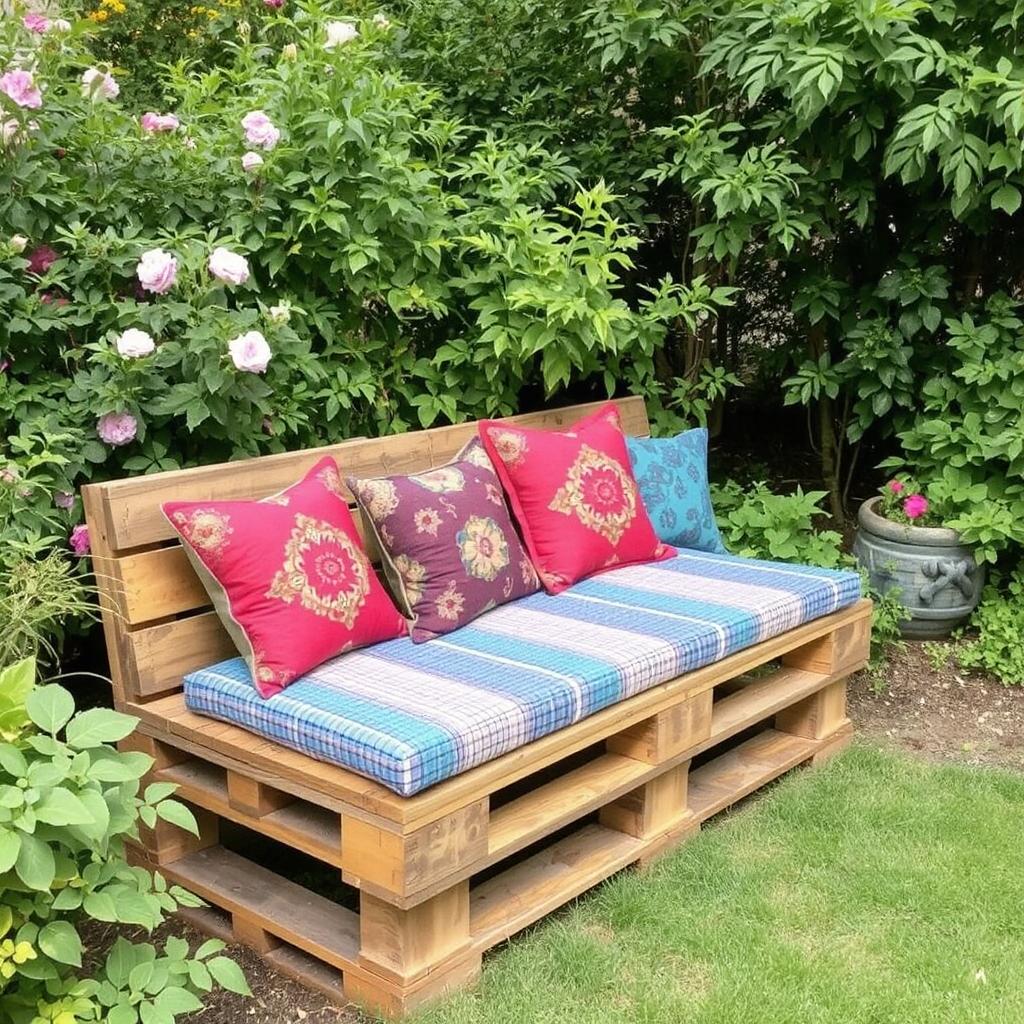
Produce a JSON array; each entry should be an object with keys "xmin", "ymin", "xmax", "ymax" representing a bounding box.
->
[
  {"xmin": 0, "ymin": 658, "xmax": 249, "ymax": 1024},
  {"xmin": 3, "ymin": 0, "xmax": 1023, "ymax": 679},
  {"xmin": 0, "ymin": 2, "xmax": 727, "ymax": 548}
]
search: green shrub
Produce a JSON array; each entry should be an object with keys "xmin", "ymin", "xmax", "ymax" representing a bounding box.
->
[
  {"xmin": 882, "ymin": 295, "xmax": 1024, "ymax": 565},
  {"xmin": 711, "ymin": 480, "xmax": 905, "ymax": 670},
  {"xmin": 955, "ymin": 569, "xmax": 1024, "ymax": 686},
  {"xmin": 2, "ymin": 2, "xmax": 727, "ymax": 512},
  {"xmin": 711, "ymin": 480, "xmax": 844, "ymax": 567},
  {"xmin": 0, "ymin": 657, "xmax": 250, "ymax": 1023}
]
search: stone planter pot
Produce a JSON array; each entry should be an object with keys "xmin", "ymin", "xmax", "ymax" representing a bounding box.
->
[{"xmin": 852, "ymin": 496, "xmax": 984, "ymax": 639}]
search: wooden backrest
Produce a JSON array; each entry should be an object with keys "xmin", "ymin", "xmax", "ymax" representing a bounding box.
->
[{"xmin": 83, "ymin": 397, "xmax": 651, "ymax": 708}]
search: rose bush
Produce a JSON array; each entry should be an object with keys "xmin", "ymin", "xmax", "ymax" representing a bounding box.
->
[{"xmin": 0, "ymin": 0, "xmax": 728, "ymax": 562}]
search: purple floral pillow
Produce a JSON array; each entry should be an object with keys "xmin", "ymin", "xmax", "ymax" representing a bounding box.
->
[{"xmin": 346, "ymin": 439, "xmax": 540, "ymax": 642}]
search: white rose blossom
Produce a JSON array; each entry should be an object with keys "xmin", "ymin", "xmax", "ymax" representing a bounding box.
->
[
  {"xmin": 324, "ymin": 21, "xmax": 359, "ymax": 49},
  {"xmin": 228, "ymin": 331, "xmax": 271, "ymax": 373},
  {"xmin": 208, "ymin": 246, "xmax": 250, "ymax": 286},
  {"xmin": 116, "ymin": 328, "xmax": 156, "ymax": 358}
]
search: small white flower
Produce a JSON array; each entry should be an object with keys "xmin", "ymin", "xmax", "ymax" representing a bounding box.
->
[
  {"xmin": 228, "ymin": 330, "xmax": 271, "ymax": 373},
  {"xmin": 267, "ymin": 301, "xmax": 291, "ymax": 324},
  {"xmin": 281, "ymin": 42, "xmax": 298, "ymax": 61},
  {"xmin": 51, "ymin": 18, "xmax": 72, "ymax": 32},
  {"xmin": 324, "ymin": 20, "xmax": 359, "ymax": 49},
  {"xmin": 116, "ymin": 328, "xmax": 155, "ymax": 358},
  {"xmin": 373, "ymin": 13, "xmax": 391, "ymax": 29},
  {"xmin": 9, "ymin": 234, "xmax": 28, "ymax": 254}
]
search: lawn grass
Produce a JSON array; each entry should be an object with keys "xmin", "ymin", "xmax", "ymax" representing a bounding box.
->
[{"xmin": 412, "ymin": 745, "xmax": 1024, "ymax": 1024}]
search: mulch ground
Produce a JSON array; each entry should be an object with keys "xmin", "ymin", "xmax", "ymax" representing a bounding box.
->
[{"xmin": 115, "ymin": 643, "xmax": 1024, "ymax": 1024}]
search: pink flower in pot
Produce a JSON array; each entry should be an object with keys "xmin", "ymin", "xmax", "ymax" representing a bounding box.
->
[
  {"xmin": 903, "ymin": 494, "xmax": 929, "ymax": 521},
  {"xmin": 887, "ymin": 479, "xmax": 904, "ymax": 495}
]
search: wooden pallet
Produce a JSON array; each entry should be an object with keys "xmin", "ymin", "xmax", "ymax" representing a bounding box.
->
[{"xmin": 82, "ymin": 397, "xmax": 872, "ymax": 1018}]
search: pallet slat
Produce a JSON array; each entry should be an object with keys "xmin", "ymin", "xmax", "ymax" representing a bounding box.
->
[
  {"xmin": 470, "ymin": 824, "xmax": 644, "ymax": 951},
  {"xmin": 160, "ymin": 846, "xmax": 360, "ymax": 970},
  {"xmin": 157, "ymin": 759, "xmax": 343, "ymax": 866},
  {"xmin": 487, "ymin": 754, "xmax": 651, "ymax": 862},
  {"xmin": 694, "ymin": 666, "xmax": 830, "ymax": 756},
  {"xmin": 688, "ymin": 729, "xmax": 818, "ymax": 821}
]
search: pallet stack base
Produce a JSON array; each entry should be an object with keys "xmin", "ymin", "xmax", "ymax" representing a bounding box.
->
[{"xmin": 123, "ymin": 600, "xmax": 870, "ymax": 1018}]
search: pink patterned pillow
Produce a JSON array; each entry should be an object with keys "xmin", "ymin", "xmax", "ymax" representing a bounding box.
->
[
  {"xmin": 163, "ymin": 457, "xmax": 407, "ymax": 697},
  {"xmin": 479, "ymin": 402, "xmax": 673, "ymax": 593},
  {"xmin": 347, "ymin": 439, "xmax": 540, "ymax": 641}
]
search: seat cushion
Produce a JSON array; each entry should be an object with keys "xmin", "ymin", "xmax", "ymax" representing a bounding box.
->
[{"xmin": 183, "ymin": 552, "xmax": 862, "ymax": 796}]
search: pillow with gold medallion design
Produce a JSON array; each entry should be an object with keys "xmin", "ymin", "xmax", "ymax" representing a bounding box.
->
[
  {"xmin": 163, "ymin": 456, "xmax": 407, "ymax": 697},
  {"xmin": 478, "ymin": 402, "xmax": 674, "ymax": 593}
]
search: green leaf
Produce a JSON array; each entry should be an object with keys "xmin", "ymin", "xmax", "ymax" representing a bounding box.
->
[
  {"xmin": 0, "ymin": 658, "xmax": 35, "ymax": 727},
  {"xmin": 25, "ymin": 685, "xmax": 75, "ymax": 734},
  {"xmin": 34, "ymin": 787, "xmax": 95, "ymax": 826},
  {"xmin": 0, "ymin": 745, "xmax": 29, "ymax": 774},
  {"xmin": 991, "ymin": 183, "xmax": 1022, "ymax": 214},
  {"xmin": 65, "ymin": 708, "xmax": 138, "ymax": 749},
  {"xmin": 108, "ymin": 1005, "xmax": 139, "ymax": 1024},
  {"xmin": 38, "ymin": 920, "xmax": 83, "ymax": 966},
  {"xmin": 0, "ymin": 828, "xmax": 21, "ymax": 873},
  {"xmin": 15, "ymin": 831, "xmax": 56, "ymax": 890},
  {"xmin": 154, "ymin": 988, "xmax": 203, "ymax": 1015},
  {"xmin": 155, "ymin": 800, "xmax": 199, "ymax": 836},
  {"xmin": 207, "ymin": 956, "xmax": 251, "ymax": 996},
  {"xmin": 194, "ymin": 939, "xmax": 225, "ymax": 961},
  {"xmin": 84, "ymin": 890, "xmax": 121, "ymax": 922}
]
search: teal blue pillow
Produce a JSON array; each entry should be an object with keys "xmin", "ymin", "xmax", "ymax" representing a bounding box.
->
[{"xmin": 626, "ymin": 429, "xmax": 726, "ymax": 552}]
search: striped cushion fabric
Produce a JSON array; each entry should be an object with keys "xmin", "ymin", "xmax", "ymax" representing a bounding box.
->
[{"xmin": 183, "ymin": 552, "xmax": 862, "ymax": 796}]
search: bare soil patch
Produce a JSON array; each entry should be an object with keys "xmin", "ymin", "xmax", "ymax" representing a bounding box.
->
[{"xmin": 849, "ymin": 642, "xmax": 1024, "ymax": 771}]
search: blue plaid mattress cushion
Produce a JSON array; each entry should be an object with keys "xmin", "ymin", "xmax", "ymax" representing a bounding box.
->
[{"xmin": 183, "ymin": 551, "xmax": 862, "ymax": 796}]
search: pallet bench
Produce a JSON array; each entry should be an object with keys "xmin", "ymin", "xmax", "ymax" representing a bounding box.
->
[{"xmin": 82, "ymin": 396, "xmax": 872, "ymax": 1018}]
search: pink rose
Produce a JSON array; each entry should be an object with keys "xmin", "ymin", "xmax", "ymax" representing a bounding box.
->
[
  {"xmin": 97, "ymin": 411, "xmax": 138, "ymax": 447},
  {"xmin": 228, "ymin": 331, "xmax": 271, "ymax": 373},
  {"xmin": 241, "ymin": 110, "xmax": 280, "ymax": 150},
  {"xmin": 81, "ymin": 67, "xmax": 119, "ymax": 101},
  {"xmin": 136, "ymin": 248, "xmax": 178, "ymax": 295},
  {"xmin": 241, "ymin": 150, "xmax": 264, "ymax": 173},
  {"xmin": 209, "ymin": 247, "xmax": 250, "ymax": 286},
  {"xmin": 23, "ymin": 13, "xmax": 50, "ymax": 33},
  {"xmin": 0, "ymin": 69, "xmax": 43, "ymax": 110},
  {"xmin": 140, "ymin": 111, "xmax": 180, "ymax": 133},
  {"xmin": 54, "ymin": 491, "xmax": 75, "ymax": 510},
  {"xmin": 27, "ymin": 245, "xmax": 59, "ymax": 276},
  {"xmin": 69, "ymin": 524, "xmax": 90, "ymax": 557},
  {"xmin": 903, "ymin": 494, "xmax": 929, "ymax": 520},
  {"xmin": 887, "ymin": 480, "xmax": 904, "ymax": 495}
]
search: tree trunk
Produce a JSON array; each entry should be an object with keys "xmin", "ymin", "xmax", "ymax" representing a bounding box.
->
[{"xmin": 809, "ymin": 323, "xmax": 845, "ymax": 527}]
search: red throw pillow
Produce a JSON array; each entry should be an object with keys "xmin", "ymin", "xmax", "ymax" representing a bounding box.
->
[
  {"xmin": 163, "ymin": 457, "xmax": 407, "ymax": 697},
  {"xmin": 479, "ymin": 403, "xmax": 673, "ymax": 593}
]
